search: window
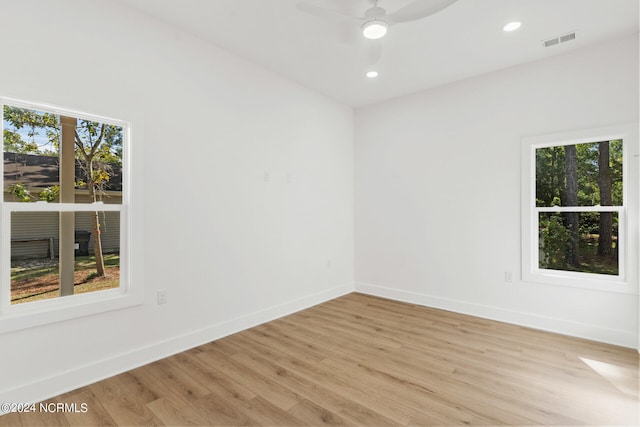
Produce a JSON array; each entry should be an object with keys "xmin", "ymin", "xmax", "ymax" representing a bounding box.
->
[
  {"xmin": 521, "ymin": 124, "xmax": 638, "ymax": 293},
  {"xmin": 1, "ymin": 97, "xmax": 136, "ymax": 333}
]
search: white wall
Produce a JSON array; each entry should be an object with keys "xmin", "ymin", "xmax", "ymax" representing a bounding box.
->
[
  {"xmin": 355, "ymin": 35, "xmax": 639, "ymax": 348},
  {"xmin": 1, "ymin": 0, "xmax": 636, "ymax": 409},
  {"xmin": 0, "ymin": 0, "xmax": 354, "ymax": 403}
]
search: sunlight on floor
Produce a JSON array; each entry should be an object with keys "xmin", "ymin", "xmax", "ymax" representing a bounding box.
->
[{"xmin": 580, "ymin": 357, "xmax": 639, "ymax": 397}]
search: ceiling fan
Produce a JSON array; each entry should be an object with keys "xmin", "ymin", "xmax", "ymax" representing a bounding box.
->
[{"xmin": 297, "ymin": 0, "xmax": 459, "ymax": 40}]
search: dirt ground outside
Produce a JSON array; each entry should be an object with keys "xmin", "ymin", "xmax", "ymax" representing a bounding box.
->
[{"xmin": 11, "ymin": 255, "xmax": 120, "ymax": 304}]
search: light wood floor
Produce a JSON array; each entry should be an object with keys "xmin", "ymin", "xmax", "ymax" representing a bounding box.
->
[{"xmin": 2, "ymin": 293, "xmax": 638, "ymax": 426}]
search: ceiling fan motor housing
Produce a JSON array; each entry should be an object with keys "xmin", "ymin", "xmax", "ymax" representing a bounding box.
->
[{"xmin": 364, "ymin": 6, "xmax": 387, "ymax": 20}]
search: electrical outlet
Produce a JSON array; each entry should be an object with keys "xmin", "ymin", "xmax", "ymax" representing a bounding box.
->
[
  {"xmin": 505, "ymin": 272, "xmax": 513, "ymax": 283},
  {"xmin": 157, "ymin": 290, "xmax": 167, "ymax": 305}
]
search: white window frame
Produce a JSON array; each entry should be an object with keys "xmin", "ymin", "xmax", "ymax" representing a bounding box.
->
[
  {"xmin": 521, "ymin": 123, "xmax": 638, "ymax": 294},
  {"xmin": 0, "ymin": 97, "xmax": 140, "ymax": 334}
]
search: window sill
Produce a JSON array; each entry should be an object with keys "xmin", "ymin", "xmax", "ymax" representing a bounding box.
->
[
  {"xmin": 0, "ymin": 289, "xmax": 142, "ymax": 334},
  {"xmin": 522, "ymin": 270, "xmax": 638, "ymax": 295}
]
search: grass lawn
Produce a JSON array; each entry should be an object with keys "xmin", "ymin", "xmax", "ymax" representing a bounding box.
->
[{"xmin": 11, "ymin": 254, "xmax": 120, "ymax": 304}]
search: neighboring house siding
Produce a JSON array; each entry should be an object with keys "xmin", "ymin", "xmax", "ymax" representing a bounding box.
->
[
  {"xmin": 77, "ymin": 211, "xmax": 121, "ymax": 256},
  {"xmin": 11, "ymin": 212, "xmax": 58, "ymax": 259},
  {"xmin": 8, "ymin": 194, "xmax": 122, "ymax": 260},
  {"xmin": 11, "ymin": 211, "xmax": 121, "ymax": 260}
]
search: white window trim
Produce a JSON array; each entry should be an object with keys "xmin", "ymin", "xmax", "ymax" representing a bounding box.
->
[
  {"xmin": 0, "ymin": 97, "xmax": 141, "ymax": 334},
  {"xmin": 521, "ymin": 123, "xmax": 639, "ymax": 294}
]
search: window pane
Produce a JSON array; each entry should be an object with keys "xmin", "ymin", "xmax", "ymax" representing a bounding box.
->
[
  {"xmin": 535, "ymin": 140, "xmax": 623, "ymax": 207},
  {"xmin": 11, "ymin": 211, "xmax": 60, "ymax": 303},
  {"xmin": 3, "ymin": 104, "xmax": 123, "ymax": 204},
  {"xmin": 10, "ymin": 211, "xmax": 120, "ymax": 304},
  {"xmin": 538, "ymin": 211, "xmax": 619, "ymax": 275}
]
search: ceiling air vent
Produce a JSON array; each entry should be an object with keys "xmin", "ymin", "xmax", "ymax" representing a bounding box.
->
[
  {"xmin": 560, "ymin": 32, "xmax": 576, "ymax": 43},
  {"xmin": 543, "ymin": 31, "xmax": 576, "ymax": 48}
]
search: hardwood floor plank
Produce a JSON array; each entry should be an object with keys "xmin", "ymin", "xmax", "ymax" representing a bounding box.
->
[
  {"xmin": 317, "ymin": 356, "xmax": 501, "ymax": 426},
  {"xmin": 88, "ymin": 375, "xmax": 163, "ymax": 426},
  {"xmin": 231, "ymin": 351, "xmax": 400, "ymax": 427},
  {"xmin": 226, "ymin": 395, "xmax": 306, "ymax": 427},
  {"xmin": 15, "ymin": 402, "xmax": 68, "ymax": 427},
  {"xmin": 228, "ymin": 328, "xmax": 417, "ymax": 425},
  {"xmin": 60, "ymin": 387, "xmax": 118, "ymax": 426},
  {"xmin": 0, "ymin": 412, "xmax": 23, "ymax": 427},
  {"xmin": 144, "ymin": 357, "xmax": 212, "ymax": 400},
  {"xmin": 195, "ymin": 344, "xmax": 303, "ymax": 412},
  {"xmin": 124, "ymin": 364, "xmax": 217, "ymax": 425},
  {"xmin": 287, "ymin": 399, "xmax": 349, "ymax": 426},
  {"xmin": 189, "ymin": 392, "xmax": 260, "ymax": 426},
  {"xmin": 171, "ymin": 352, "xmax": 306, "ymax": 426},
  {"xmin": 2, "ymin": 292, "xmax": 637, "ymax": 426},
  {"xmin": 146, "ymin": 396, "xmax": 211, "ymax": 426},
  {"xmin": 170, "ymin": 351, "xmax": 258, "ymax": 401},
  {"xmin": 331, "ymin": 296, "xmax": 628, "ymax": 398}
]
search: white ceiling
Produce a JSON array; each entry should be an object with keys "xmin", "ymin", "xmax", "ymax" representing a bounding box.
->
[{"xmin": 118, "ymin": 0, "xmax": 639, "ymax": 107}]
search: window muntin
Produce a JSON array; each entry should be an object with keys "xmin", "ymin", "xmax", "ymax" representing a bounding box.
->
[
  {"xmin": 1, "ymin": 98, "xmax": 129, "ymax": 316},
  {"xmin": 521, "ymin": 124, "xmax": 637, "ymax": 293}
]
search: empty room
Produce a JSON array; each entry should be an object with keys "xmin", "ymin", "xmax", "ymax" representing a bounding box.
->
[{"xmin": 0, "ymin": 0, "xmax": 638, "ymax": 425}]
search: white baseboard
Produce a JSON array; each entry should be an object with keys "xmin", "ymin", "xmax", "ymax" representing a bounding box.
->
[
  {"xmin": 0, "ymin": 283, "xmax": 354, "ymax": 412},
  {"xmin": 355, "ymin": 282, "xmax": 637, "ymax": 349}
]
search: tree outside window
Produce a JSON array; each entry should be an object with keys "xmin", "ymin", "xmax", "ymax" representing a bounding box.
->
[
  {"xmin": 3, "ymin": 103, "xmax": 124, "ymax": 304},
  {"xmin": 535, "ymin": 140, "xmax": 622, "ymax": 276}
]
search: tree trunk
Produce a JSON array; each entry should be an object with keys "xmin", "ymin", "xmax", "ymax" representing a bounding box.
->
[
  {"xmin": 88, "ymin": 159, "xmax": 106, "ymax": 277},
  {"xmin": 564, "ymin": 144, "xmax": 579, "ymax": 266},
  {"xmin": 91, "ymin": 210, "xmax": 105, "ymax": 277},
  {"xmin": 597, "ymin": 141, "xmax": 613, "ymax": 256}
]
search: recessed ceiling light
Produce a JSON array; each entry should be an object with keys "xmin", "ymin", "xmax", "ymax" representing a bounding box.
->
[
  {"xmin": 362, "ymin": 20, "xmax": 388, "ymax": 39},
  {"xmin": 503, "ymin": 21, "xmax": 522, "ymax": 32},
  {"xmin": 366, "ymin": 71, "xmax": 379, "ymax": 78}
]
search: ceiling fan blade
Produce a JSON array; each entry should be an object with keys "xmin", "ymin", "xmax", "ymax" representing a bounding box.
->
[
  {"xmin": 387, "ymin": 0, "xmax": 457, "ymax": 24},
  {"xmin": 296, "ymin": 2, "xmax": 359, "ymax": 24},
  {"xmin": 367, "ymin": 40, "xmax": 382, "ymax": 66},
  {"xmin": 338, "ymin": 23, "xmax": 359, "ymax": 45}
]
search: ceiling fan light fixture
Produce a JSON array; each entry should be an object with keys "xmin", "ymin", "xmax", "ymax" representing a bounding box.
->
[{"xmin": 362, "ymin": 20, "xmax": 388, "ymax": 39}]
